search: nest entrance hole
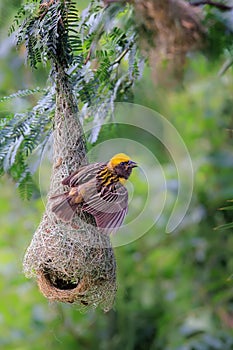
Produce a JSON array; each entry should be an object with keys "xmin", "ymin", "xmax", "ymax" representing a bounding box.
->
[{"xmin": 43, "ymin": 267, "xmax": 79, "ymax": 290}]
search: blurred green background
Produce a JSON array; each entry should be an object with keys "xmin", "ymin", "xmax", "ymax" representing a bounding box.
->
[{"xmin": 1, "ymin": 1, "xmax": 233, "ymax": 349}]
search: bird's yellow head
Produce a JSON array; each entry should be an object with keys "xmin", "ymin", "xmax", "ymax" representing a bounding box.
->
[
  {"xmin": 107, "ymin": 153, "xmax": 137, "ymax": 182},
  {"xmin": 108, "ymin": 153, "xmax": 131, "ymax": 168}
]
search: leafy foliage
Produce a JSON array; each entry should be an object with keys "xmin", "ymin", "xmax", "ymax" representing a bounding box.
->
[
  {"xmin": 203, "ymin": 9, "xmax": 233, "ymax": 60},
  {"xmin": 0, "ymin": 0, "xmax": 143, "ymax": 199},
  {"xmin": 215, "ymin": 200, "xmax": 233, "ymax": 230},
  {"xmin": 70, "ymin": 2, "xmax": 143, "ymax": 142},
  {"xmin": 11, "ymin": 0, "xmax": 81, "ymax": 68},
  {"xmin": 0, "ymin": 89, "xmax": 53, "ymax": 196},
  {"xmin": 0, "ymin": 87, "xmax": 44, "ymax": 103},
  {"xmin": 190, "ymin": 0, "xmax": 233, "ymax": 74}
]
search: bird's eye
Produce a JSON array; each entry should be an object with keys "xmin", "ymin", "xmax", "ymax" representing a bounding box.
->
[{"xmin": 120, "ymin": 162, "xmax": 125, "ymax": 166}]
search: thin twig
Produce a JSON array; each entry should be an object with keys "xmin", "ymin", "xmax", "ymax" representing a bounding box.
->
[
  {"xmin": 111, "ymin": 48, "xmax": 129, "ymax": 66},
  {"xmin": 103, "ymin": 0, "xmax": 126, "ymax": 5},
  {"xmin": 84, "ymin": 30, "xmax": 104, "ymax": 65},
  {"xmin": 218, "ymin": 57, "xmax": 233, "ymax": 76},
  {"xmin": 190, "ymin": 0, "xmax": 232, "ymax": 11},
  {"xmin": 84, "ymin": 43, "xmax": 94, "ymax": 64}
]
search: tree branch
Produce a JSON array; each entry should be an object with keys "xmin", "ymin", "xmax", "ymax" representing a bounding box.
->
[{"xmin": 190, "ymin": 0, "xmax": 232, "ymax": 11}]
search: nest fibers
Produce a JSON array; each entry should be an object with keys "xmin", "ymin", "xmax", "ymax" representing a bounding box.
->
[{"xmin": 23, "ymin": 78, "xmax": 117, "ymax": 312}]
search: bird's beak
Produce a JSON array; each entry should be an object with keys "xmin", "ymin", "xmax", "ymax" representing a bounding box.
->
[{"xmin": 129, "ymin": 160, "xmax": 137, "ymax": 168}]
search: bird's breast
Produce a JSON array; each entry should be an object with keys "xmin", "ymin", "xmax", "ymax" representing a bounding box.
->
[
  {"xmin": 97, "ymin": 168, "xmax": 119, "ymax": 188},
  {"xmin": 119, "ymin": 177, "xmax": 126, "ymax": 185}
]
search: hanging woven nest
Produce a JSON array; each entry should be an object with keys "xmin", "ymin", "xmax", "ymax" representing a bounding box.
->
[{"xmin": 23, "ymin": 69, "xmax": 117, "ymax": 312}]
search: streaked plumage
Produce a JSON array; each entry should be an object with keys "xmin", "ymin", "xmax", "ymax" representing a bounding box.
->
[{"xmin": 51, "ymin": 153, "xmax": 137, "ymax": 233}]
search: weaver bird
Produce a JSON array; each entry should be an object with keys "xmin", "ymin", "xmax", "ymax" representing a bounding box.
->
[{"xmin": 51, "ymin": 153, "xmax": 137, "ymax": 233}]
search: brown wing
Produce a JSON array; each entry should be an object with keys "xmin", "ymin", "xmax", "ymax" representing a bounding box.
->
[
  {"xmin": 82, "ymin": 183, "xmax": 128, "ymax": 234},
  {"xmin": 62, "ymin": 162, "xmax": 106, "ymax": 187}
]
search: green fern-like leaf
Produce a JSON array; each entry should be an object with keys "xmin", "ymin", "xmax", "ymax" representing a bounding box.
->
[
  {"xmin": 0, "ymin": 88, "xmax": 44, "ymax": 103},
  {"xmin": 18, "ymin": 171, "xmax": 35, "ymax": 200},
  {"xmin": 215, "ymin": 222, "xmax": 233, "ymax": 230},
  {"xmin": 215, "ymin": 201, "xmax": 233, "ymax": 230}
]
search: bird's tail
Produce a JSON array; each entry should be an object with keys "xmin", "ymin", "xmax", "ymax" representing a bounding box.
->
[{"xmin": 50, "ymin": 192, "xmax": 78, "ymax": 222}]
